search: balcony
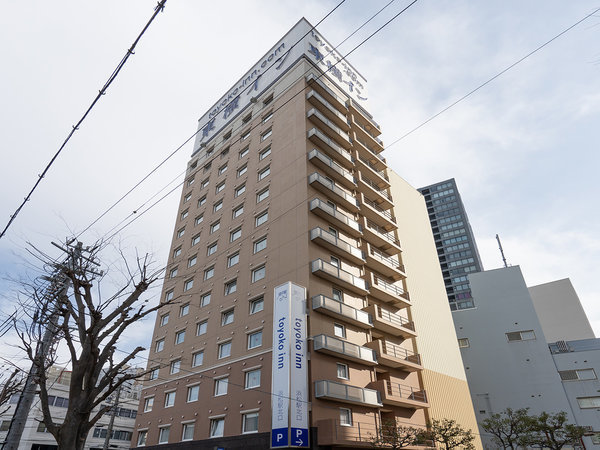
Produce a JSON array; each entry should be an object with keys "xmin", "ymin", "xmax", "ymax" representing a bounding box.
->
[
  {"xmin": 313, "ymin": 334, "xmax": 377, "ymax": 366},
  {"xmin": 368, "ymin": 273, "xmax": 411, "ymax": 308},
  {"xmin": 365, "ymin": 244, "xmax": 405, "ymax": 281},
  {"xmin": 362, "ymin": 218, "xmax": 402, "ymax": 254},
  {"xmin": 356, "ymin": 154, "xmax": 389, "ymax": 185},
  {"xmin": 372, "ymin": 380, "xmax": 429, "ymax": 409},
  {"xmin": 347, "ymin": 98, "xmax": 381, "ymax": 134},
  {"xmin": 364, "ymin": 304, "xmax": 415, "ymax": 338},
  {"xmin": 315, "ymin": 380, "xmax": 382, "ymax": 407},
  {"xmin": 310, "ymin": 227, "xmax": 365, "ymax": 265},
  {"xmin": 308, "ymin": 149, "xmax": 356, "ymax": 189},
  {"xmin": 309, "ymin": 198, "xmax": 362, "ymax": 238},
  {"xmin": 366, "ymin": 340, "xmax": 423, "ymax": 372},
  {"xmin": 309, "ymin": 172, "xmax": 359, "ymax": 213},
  {"xmin": 352, "ymin": 118, "xmax": 384, "ymax": 153},
  {"xmin": 353, "ymin": 134, "xmax": 386, "ymax": 165},
  {"xmin": 311, "ymin": 259, "xmax": 368, "ymax": 295},
  {"xmin": 307, "ymin": 90, "xmax": 350, "ymax": 130},
  {"xmin": 308, "ymin": 109, "xmax": 352, "ymax": 149},
  {"xmin": 308, "ymin": 128, "xmax": 354, "ymax": 169},
  {"xmin": 312, "ymin": 295, "xmax": 373, "ymax": 329},
  {"xmin": 360, "ymin": 194, "xmax": 397, "ymax": 231},
  {"xmin": 306, "ymin": 74, "xmax": 348, "ymax": 113},
  {"xmin": 357, "ymin": 173, "xmax": 393, "ymax": 209}
]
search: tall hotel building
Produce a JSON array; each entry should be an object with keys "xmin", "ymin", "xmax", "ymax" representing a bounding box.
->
[
  {"xmin": 417, "ymin": 180, "xmax": 483, "ymax": 311},
  {"xmin": 133, "ymin": 19, "xmax": 480, "ymax": 449}
]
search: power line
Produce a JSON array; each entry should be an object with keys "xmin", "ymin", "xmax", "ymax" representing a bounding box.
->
[
  {"xmin": 385, "ymin": 5, "xmax": 600, "ymax": 148},
  {"xmin": 0, "ymin": 0, "xmax": 168, "ymax": 242}
]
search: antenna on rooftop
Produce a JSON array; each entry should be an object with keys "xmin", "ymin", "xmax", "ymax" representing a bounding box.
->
[{"xmin": 496, "ymin": 234, "xmax": 508, "ymax": 268}]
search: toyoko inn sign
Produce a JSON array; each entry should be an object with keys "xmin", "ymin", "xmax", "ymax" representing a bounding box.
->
[{"xmin": 193, "ymin": 18, "xmax": 369, "ymax": 153}]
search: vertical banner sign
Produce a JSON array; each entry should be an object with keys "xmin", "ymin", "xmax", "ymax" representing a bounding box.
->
[
  {"xmin": 272, "ymin": 283, "xmax": 291, "ymax": 447},
  {"xmin": 290, "ymin": 284, "xmax": 309, "ymax": 448}
]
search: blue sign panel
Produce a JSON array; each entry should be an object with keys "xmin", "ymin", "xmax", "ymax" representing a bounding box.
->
[
  {"xmin": 291, "ymin": 427, "xmax": 309, "ymax": 447},
  {"xmin": 272, "ymin": 427, "xmax": 289, "ymax": 447}
]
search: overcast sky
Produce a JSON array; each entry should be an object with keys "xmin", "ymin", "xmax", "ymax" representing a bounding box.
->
[{"xmin": 1, "ymin": 0, "xmax": 599, "ymax": 367}]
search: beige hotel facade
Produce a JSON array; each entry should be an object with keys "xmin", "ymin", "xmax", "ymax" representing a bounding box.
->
[{"xmin": 132, "ymin": 18, "xmax": 481, "ymax": 450}]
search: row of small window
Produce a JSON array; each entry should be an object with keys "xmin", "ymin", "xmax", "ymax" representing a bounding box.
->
[
  {"xmin": 439, "ymin": 220, "xmax": 464, "ymax": 232},
  {"xmin": 440, "ymin": 228, "xmax": 466, "ymax": 239},
  {"xmin": 431, "ymin": 188, "xmax": 455, "ymax": 199},
  {"xmin": 445, "ymin": 242, "xmax": 471, "ymax": 253},
  {"xmin": 437, "ymin": 214, "xmax": 464, "ymax": 225},
  {"xmin": 145, "ymin": 368, "xmax": 262, "ymax": 413},
  {"xmin": 433, "ymin": 207, "xmax": 461, "ymax": 220},
  {"xmin": 136, "ymin": 411, "xmax": 260, "ymax": 446},
  {"xmin": 92, "ymin": 428, "xmax": 133, "ymax": 441},
  {"xmin": 431, "ymin": 194, "xmax": 457, "ymax": 206}
]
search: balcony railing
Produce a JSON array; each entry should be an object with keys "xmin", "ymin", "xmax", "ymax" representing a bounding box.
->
[
  {"xmin": 355, "ymin": 136, "xmax": 385, "ymax": 158},
  {"xmin": 315, "ymin": 380, "xmax": 382, "ymax": 407},
  {"xmin": 375, "ymin": 304, "xmax": 413, "ymax": 330},
  {"xmin": 312, "ymin": 294, "xmax": 373, "ymax": 329},
  {"xmin": 310, "ymin": 227, "xmax": 364, "ymax": 264},
  {"xmin": 307, "ymin": 90, "xmax": 349, "ymax": 130},
  {"xmin": 347, "ymin": 97, "xmax": 381, "ymax": 131},
  {"xmin": 365, "ymin": 304, "xmax": 415, "ymax": 338},
  {"xmin": 309, "ymin": 198, "xmax": 362, "ymax": 237},
  {"xmin": 357, "ymin": 154, "xmax": 388, "ymax": 180},
  {"xmin": 383, "ymin": 341, "xmax": 421, "ymax": 364},
  {"xmin": 355, "ymin": 119, "xmax": 384, "ymax": 146},
  {"xmin": 372, "ymin": 275, "xmax": 410, "ymax": 301},
  {"xmin": 311, "ymin": 259, "xmax": 368, "ymax": 295},
  {"xmin": 308, "ymin": 128, "xmax": 353, "ymax": 168},
  {"xmin": 309, "ymin": 172, "xmax": 359, "ymax": 212},
  {"xmin": 313, "ymin": 334, "xmax": 377, "ymax": 366},
  {"xmin": 308, "ymin": 108, "xmax": 351, "ymax": 146},
  {"xmin": 362, "ymin": 197, "xmax": 396, "ymax": 223},
  {"xmin": 308, "ymin": 148, "xmax": 355, "ymax": 188},
  {"xmin": 367, "ymin": 339, "xmax": 422, "ymax": 370},
  {"xmin": 364, "ymin": 220, "xmax": 401, "ymax": 253},
  {"xmin": 360, "ymin": 175, "xmax": 392, "ymax": 201},
  {"xmin": 374, "ymin": 380, "xmax": 428, "ymax": 409},
  {"xmin": 306, "ymin": 74, "xmax": 348, "ymax": 112},
  {"xmin": 370, "ymin": 247, "xmax": 402, "ymax": 271}
]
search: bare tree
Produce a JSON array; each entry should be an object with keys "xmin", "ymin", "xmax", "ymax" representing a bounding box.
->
[
  {"xmin": 481, "ymin": 408, "xmax": 535, "ymax": 449},
  {"xmin": 528, "ymin": 411, "xmax": 586, "ymax": 450},
  {"xmin": 370, "ymin": 420, "xmax": 429, "ymax": 449},
  {"xmin": 0, "ymin": 369, "xmax": 22, "ymax": 414},
  {"xmin": 12, "ymin": 240, "xmax": 164, "ymax": 450},
  {"xmin": 426, "ymin": 418, "xmax": 475, "ymax": 450}
]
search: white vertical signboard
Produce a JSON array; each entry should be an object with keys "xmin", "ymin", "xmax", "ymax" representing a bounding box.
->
[
  {"xmin": 272, "ymin": 283, "xmax": 291, "ymax": 447},
  {"xmin": 290, "ymin": 284, "xmax": 309, "ymax": 447}
]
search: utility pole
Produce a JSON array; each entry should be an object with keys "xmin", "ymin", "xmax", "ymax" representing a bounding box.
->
[
  {"xmin": 102, "ymin": 385, "xmax": 122, "ymax": 450},
  {"xmin": 3, "ymin": 240, "xmax": 100, "ymax": 449}
]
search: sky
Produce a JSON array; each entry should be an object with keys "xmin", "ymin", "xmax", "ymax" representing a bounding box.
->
[{"xmin": 1, "ymin": 0, "xmax": 599, "ymax": 368}]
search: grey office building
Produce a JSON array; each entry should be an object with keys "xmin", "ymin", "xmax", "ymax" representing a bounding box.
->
[{"xmin": 417, "ymin": 179, "xmax": 483, "ymax": 310}]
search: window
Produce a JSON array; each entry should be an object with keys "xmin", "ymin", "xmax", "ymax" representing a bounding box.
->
[
  {"xmin": 165, "ymin": 290, "xmax": 174, "ymax": 302},
  {"xmin": 255, "ymin": 211, "xmax": 268, "ymax": 227},
  {"xmin": 143, "ymin": 397, "xmax": 154, "ymax": 412},
  {"xmin": 184, "ymin": 192, "xmax": 192, "ymax": 203},
  {"xmin": 201, "ymin": 292, "xmax": 211, "ymax": 307},
  {"xmin": 458, "ymin": 338, "xmax": 470, "ymax": 348},
  {"xmin": 253, "ymin": 237, "xmax": 267, "ymax": 253},
  {"xmin": 170, "ymin": 359, "xmax": 181, "ymax": 374},
  {"xmin": 262, "ymin": 111, "xmax": 273, "ymax": 123},
  {"xmin": 223, "ymin": 130, "xmax": 232, "ymax": 141},
  {"xmin": 198, "ymin": 195, "xmax": 207, "ymax": 207},
  {"xmin": 230, "ymin": 227, "xmax": 242, "ymax": 242},
  {"xmin": 340, "ymin": 408, "xmax": 352, "ymax": 426},
  {"xmin": 191, "ymin": 233, "xmax": 201, "ymax": 245},
  {"xmin": 192, "ymin": 350, "xmax": 204, "ymax": 367},
  {"xmin": 221, "ymin": 147, "xmax": 229, "ymax": 158},
  {"xmin": 559, "ymin": 369, "xmax": 597, "ymax": 381},
  {"xmin": 204, "ymin": 266, "xmax": 214, "ymax": 280},
  {"xmin": 216, "ymin": 181, "xmax": 225, "ymax": 193},
  {"xmin": 180, "ymin": 304, "xmax": 189, "ymax": 317},
  {"xmin": 204, "ymin": 161, "xmax": 212, "ymax": 171},
  {"xmin": 218, "ymin": 341, "xmax": 232, "ymax": 359},
  {"xmin": 577, "ymin": 397, "xmax": 600, "ymax": 408},
  {"xmin": 158, "ymin": 426, "xmax": 170, "ymax": 444},
  {"xmin": 242, "ymin": 412, "xmax": 259, "ymax": 434},
  {"xmin": 155, "ymin": 339, "xmax": 164, "ymax": 353},
  {"xmin": 332, "ymin": 288, "xmax": 343, "ymax": 302},
  {"xmin": 242, "ymin": 113, "xmax": 252, "ymax": 124},
  {"xmin": 187, "ymin": 385, "xmax": 199, "ymax": 402},
  {"xmin": 222, "ymin": 309, "xmax": 235, "ymax": 326},
  {"xmin": 175, "ymin": 330, "xmax": 186, "ymax": 344},
  {"xmin": 218, "ymin": 164, "xmax": 228, "ymax": 175},
  {"xmin": 169, "ymin": 267, "xmax": 178, "ymax": 279},
  {"xmin": 188, "ymin": 255, "xmax": 197, "ymax": 267},
  {"xmin": 337, "ymin": 363, "xmax": 349, "ymax": 380},
  {"xmin": 233, "ymin": 204, "xmax": 244, "ymax": 218},
  {"xmin": 225, "ymin": 279, "xmax": 237, "ymax": 296},
  {"xmin": 248, "ymin": 330, "xmax": 263, "ymax": 349},
  {"xmin": 259, "ymin": 145, "xmax": 271, "ymax": 160},
  {"xmin": 250, "ymin": 296, "xmax": 264, "ymax": 314},
  {"xmin": 252, "ymin": 265, "xmax": 266, "ymax": 283},
  {"xmin": 137, "ymin": 430, "xmax": 147, "ymax": 446},
  {"xmin": 177, "ymin": 227, "xmax": 186, "ymax": 237},
  {"xmin": 160, "ymin": 313, "xmax": 169, "ymax": 326},
  {"xmin": 330, "ymin": 256, "xmax": 340, "ymax": 268},
  {"xmin": 181, "ymin": 210, "xmax": 188, "ymax": 220},
  {"xmin": 245, "ymin": 369, "xmax": 261, "ymax": 389},
  {"xmin": 190, "ymin": 160, "xmax": 198, "ymax": 170},
  {"xmin": 239, "ymin": 146, "xmax": 249, "ymax": 159},
  {"xmin": 182, "ymin": 423, "xmax": 195, "ymax": 441},
  {"xmin": 213, "ymin": 200, "xmax": 223, "ymax": 212},
  {"xmin": 210, "ymin": 221, "xmax": 220, "ymax": 233},
  {"xmin": 215, "ymin": 377, "xmax": 229, "ymax": 396},
  {"xmin": 506, "ymin": 330, "xmax": 536, "ymax": 342},
  {"xmin": 228, "ymin": 252, "xmax": 240, "ymax": 267},
  {"xmin": 237, "ymin": 164, "xmax": 248, "ymax": 177},
  {"xmin": 258, "ymin": 166, "xmax": 270, "ymax": 180},
  {"xmin": 256, "ymin": 188, "xmax": 269, "ymax": 203},
  {"xmin": 197, "ymin": 320, "xmax": 208, "ymax": 336},
  {"xmin": 184, "ymin": 278, "xmax": 194, "ymax": 291},
  {"xmin": 235, "ymin": 185, "xmax": 246, "ymax": 199},
  {"xmin": 261, "ymin": 128, "xmax": 272, "ymax": 141},
  {"xmin": 334, "ymin": 323, "xmax": 346, "ymax": 338},
  {"xmin": 241, "ymin": 130, "xmax": 251, "ymax": 141},
  {"xmin": 165, "ymin": 391, "xmax": 176, "ymax": 407},
  {"xmin": 173, "ymin": 247, "xmax": 182, "ymax": 258},
  {"xmin": 149, "ymin": 367, "xmax": 159, "ymax": 380},
  {"xmin": 210, "ymin": 418, "xmax": 225, "ymax": 438},
  {"xmin": 207, "ymin": 242, "xmax": 218, "ymax": 256},
  {"xmin": 201, "ymin": 178, "xmax": 210, "ymax": 189},
  {"xmin": 263, "ymin": 93, "xmax": 273, "ymax": 106}
]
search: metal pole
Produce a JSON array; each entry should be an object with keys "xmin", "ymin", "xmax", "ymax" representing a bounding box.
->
[
  {"xmin": 496, "ymin": 234, "xmax": 508, "ymax": 268},
  {"xmin": 102, "ymin": 385, "xmax": 122, "ymax": 450}
]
